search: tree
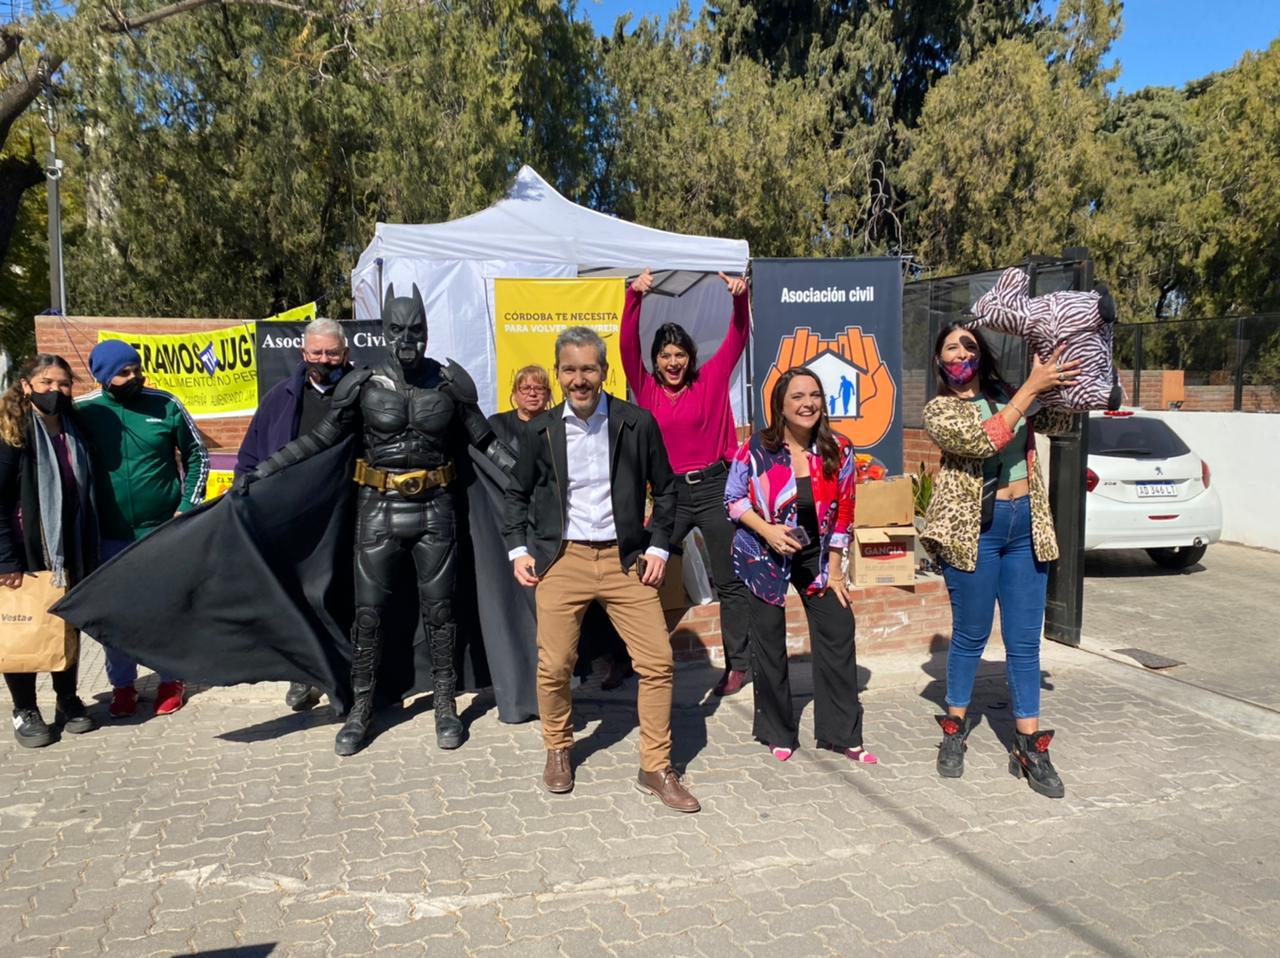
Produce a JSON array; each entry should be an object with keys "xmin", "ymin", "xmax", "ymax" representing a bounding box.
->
[
  {"xmin": 899, "ymin": 38, "xmax": 1115, "ymax": 276},
  {"xmin": 0, "ymin": 0, "xmax": 343, "ymax": 274},
  {"xmin": 600, "ymin": 6, "xmax": 835, "ymax": 256},
  {"xmin": 62, "ymin": 0, "xmax": 601, "ymax": 319}
]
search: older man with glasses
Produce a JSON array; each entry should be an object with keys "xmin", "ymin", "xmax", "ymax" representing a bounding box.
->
[{"xmin": 235, "ymin": 318, "xmax": 353, "ymax": 712}]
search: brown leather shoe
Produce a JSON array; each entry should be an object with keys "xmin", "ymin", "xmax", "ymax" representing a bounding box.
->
[
  {"xmin": 636, "ymin": 768, "xmax": 701, "ymax": 813},
  {"xmin": 713, "ymin": 668, "xmax": 748, "ymax": 697},
  {"xmin": 543, "ymin": 748, "xmax": 573, "ymax": 794}
]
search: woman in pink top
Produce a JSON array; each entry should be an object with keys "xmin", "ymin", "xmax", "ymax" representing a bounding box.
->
[{"xmin": 623, "ymin": 268, "xmax": 752, "ymax": 696}]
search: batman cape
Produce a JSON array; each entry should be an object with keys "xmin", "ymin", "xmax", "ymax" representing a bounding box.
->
[{"xmin": 52, "ymin": 437, "xmax": 539, "ymax": 722}]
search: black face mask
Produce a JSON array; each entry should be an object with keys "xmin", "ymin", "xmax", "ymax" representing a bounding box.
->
[
  {"xmin": 306, "ymin": 361, "xmax": 345, "ymax": 386},
  {"xmin": 29, "ymin": 390, "xmax": 71, "ymax": 417},
  {"xmin": 107, "ymin": 378, "xmax": 144, "ymax": 402}
]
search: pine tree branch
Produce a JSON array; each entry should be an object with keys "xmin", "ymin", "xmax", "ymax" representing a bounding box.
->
[{"xmin": 99, "ymin": 0, "xmax": 315, "ymax": 34}]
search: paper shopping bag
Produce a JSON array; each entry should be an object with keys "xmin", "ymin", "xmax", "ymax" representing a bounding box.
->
[{"xmin": 0, "ymin": 573, "xmax": 78, "ymax": 673}]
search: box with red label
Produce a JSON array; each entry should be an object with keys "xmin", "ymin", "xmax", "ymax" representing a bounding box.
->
[{"xmin": 851, "ymin": 526, "xmax": 917, "ymax": 587}]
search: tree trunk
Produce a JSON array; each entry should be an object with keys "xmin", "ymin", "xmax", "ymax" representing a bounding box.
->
[{"xmin": 0, "ymin": 155, "xmax": 45, "ymax": 267}]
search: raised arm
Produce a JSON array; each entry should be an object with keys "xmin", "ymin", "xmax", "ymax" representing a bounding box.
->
[
  {"xmin": 701, "ymin": 272, "xmax": 751, "ymax": 382},
  {"xmin": 621, "ymin": 269, "xmax": 652, "ymax": 395}
]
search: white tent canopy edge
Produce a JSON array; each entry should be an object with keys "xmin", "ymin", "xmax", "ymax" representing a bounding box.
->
[{"xmin": 351, "ymin": 165, "xmax": 751, "ymax": 420}]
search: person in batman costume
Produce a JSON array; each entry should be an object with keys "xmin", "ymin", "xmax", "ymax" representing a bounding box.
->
[{"xmin": 238, "ymin": 284, "xmax": 516, "ymax": 756}]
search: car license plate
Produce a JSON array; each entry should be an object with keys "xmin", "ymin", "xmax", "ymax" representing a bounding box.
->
[{"xmin": 1136, "ymin": 481, "xmax": 1176, "ymax": 498}]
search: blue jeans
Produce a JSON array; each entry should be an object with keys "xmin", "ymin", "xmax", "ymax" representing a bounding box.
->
[
  {"xmin": 100, "ymin": 538, "xmax": 178, "ymax": 688},
  {"xmin": 940, "ymin": 497, "xmax": 1048, "ymax": 720}
]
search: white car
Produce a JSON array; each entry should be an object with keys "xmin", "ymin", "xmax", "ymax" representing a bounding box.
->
[{"xmin": 1084, "ymin": 410, "xmax": 1222, "ymax": 569}]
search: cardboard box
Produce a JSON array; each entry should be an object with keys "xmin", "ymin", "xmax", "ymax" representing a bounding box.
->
[
  {"xmin": 855, "ymin": 476, "xmax": 915, "ymax": 529},
  {"xmin": 851, "ymin": 526, "xmax": 917, "ymax": 588}
]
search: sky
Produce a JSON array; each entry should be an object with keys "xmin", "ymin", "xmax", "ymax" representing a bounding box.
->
[{"xmin": 577, "ymin": 0, "xmax": 1280, "ymax": 93}]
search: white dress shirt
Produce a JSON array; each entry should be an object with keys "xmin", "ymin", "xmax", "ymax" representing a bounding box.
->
[{"xmin": 508, "ymin": 395, "xmax": 668, "ymax": 563}]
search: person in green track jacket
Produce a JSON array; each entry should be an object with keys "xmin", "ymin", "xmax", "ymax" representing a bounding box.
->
[{"xmin": 76, "ymin": 341, "xmax": 209, "ymax": 720}]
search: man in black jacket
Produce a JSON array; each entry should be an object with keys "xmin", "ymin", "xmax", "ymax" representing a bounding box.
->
[{"xmin": 504, "ymin": 326, "xmax": 700, "ymax": 813}]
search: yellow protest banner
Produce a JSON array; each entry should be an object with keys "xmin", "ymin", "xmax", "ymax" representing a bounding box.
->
[
  {"xmin": 97, "ymin": 326, "xmax": 258, "ymax": 419},
  {"xmin": 263, "ymin": 302, "xmax": 317, "ymax": 323},
  {"xmin": 493, "ymin": 277, "xmax": 625, "ymax": 411},
  {"xmin": 205, "ymin": 469, "xmax": 235, "ymax": 501}
]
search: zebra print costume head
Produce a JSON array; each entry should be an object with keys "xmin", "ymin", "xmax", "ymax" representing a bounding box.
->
[{"xmin": 968, "ymin": 267, "xmax": 1125, "ymax": 412}]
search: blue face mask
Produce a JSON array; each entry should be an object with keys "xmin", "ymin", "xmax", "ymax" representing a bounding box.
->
[
  {"xmin": 940, "ymin": 358, "xmax": 978, "ymax": 388},
  {"xmin": 307, "ymin": 361, "xmax": 345, "ymax": 386}
]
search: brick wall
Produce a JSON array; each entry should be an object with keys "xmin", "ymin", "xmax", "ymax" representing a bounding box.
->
[
  {"xmin": 1115, "ymin": 369, "xmax": 1280, "ymax": 413},
  {"xmin": 35, "ymin": 315, "xmax": 254, "ymax": 451}
]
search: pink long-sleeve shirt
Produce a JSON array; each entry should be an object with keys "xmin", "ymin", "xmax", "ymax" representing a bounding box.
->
[{"xmin": 620, "ymin": 286, "xmax": 750, "ymax": 474}]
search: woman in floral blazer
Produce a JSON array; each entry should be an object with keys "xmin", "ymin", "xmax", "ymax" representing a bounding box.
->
[
  {"xmin": 921, "ymin": 322, "xmax": 1079, "ymax": 798},
  {"xmin": 725, "ymin": 368, "xmax": 876, "ymax": 766}
]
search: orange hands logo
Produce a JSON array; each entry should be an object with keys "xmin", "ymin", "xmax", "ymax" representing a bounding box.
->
[{"xmin": 760, "ymin": 326, "xmax": 897, "ymax": 449}]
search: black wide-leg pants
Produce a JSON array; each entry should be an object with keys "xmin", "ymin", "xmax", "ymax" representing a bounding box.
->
[{"xmin": 747, "ymin": 547, "xmax": 863, "ymax": 750}]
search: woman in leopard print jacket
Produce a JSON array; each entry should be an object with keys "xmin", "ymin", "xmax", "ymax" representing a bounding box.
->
[{"xmin": 921, "ymin": 323, "xmax": 1080, "ymax": 799}]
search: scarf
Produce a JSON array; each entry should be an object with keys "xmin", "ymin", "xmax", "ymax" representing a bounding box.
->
[{"xmin": 29, "ymin": 413, "xmax": 96, "ymax": 587}]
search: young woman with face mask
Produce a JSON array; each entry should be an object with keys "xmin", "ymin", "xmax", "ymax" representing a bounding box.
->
[
  {"xmin": 920, "ymin": 323, "xmax": 1082, "ymax": 797},
  {"xmin": 0, "ymin": 355, "xmax": 100, "ymax": 747}
]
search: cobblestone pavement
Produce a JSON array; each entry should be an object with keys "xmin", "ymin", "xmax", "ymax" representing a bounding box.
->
[
  {"xmin": 1083, "ymin": 541, "xmax": 1280, "ymax": 710},
  {"xmin": 3, "ymin": 626, "xmax": 1278, "ymax": 957}
]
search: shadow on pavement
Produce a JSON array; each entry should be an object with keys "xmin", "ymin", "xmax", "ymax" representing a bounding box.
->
[{"xmin": 1084, "ymin": 550, "xmax": 1205, "ymax": 578}]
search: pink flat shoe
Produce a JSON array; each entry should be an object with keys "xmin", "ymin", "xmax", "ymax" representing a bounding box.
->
[
  {"xmin": 770, "ymin": 746, "xmax": 794, "ymax": 762},
  {"xmin": 818, "ymin": 741, "xmax": 878, "ymax": 764}
]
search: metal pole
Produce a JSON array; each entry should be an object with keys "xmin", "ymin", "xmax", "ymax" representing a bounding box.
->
[
  {"xmin": 1233, "ymin": 315, "xmax": 1246, "ymax": 411},
  {"xmin": 1133, "ymin": 324, "xmax": 1143, "ymax": 408},
  {"xmin": 45, "ymin": 133, "xmax": 66, "ymax": 315},
  {"xmin": 1043, "ymin": 253, "xmax": 1091, "ymax": 647}
]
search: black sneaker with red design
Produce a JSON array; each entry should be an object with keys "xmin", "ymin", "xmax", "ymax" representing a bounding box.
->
[{"xmin": 1009, "ymin": 729, "xmax": 1066, "ymax": 798}]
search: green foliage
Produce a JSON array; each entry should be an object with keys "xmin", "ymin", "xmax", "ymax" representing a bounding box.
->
[
  {"xmin": 900, "ymin": 38, "xmax": 1115, "ymax": 275},
  {"xmin": 911, "ymin": 462, "xmax": 934, "ymax": 518}
]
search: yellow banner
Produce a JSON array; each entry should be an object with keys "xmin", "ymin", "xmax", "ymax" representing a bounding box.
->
[
  {"xmin": 263, "ymin": 302, "xmax": 316, "ymax": 323},
  {"xmin": 493, "ymin": 277, "xmax": 625, "ymax": 412},
  {"xmin": 97, "ymin": 326, "xmax": 258, "ymax": 419},
  {"xmin": 205, "ymin": 469, "xmax": 235, "ymax": 501}
]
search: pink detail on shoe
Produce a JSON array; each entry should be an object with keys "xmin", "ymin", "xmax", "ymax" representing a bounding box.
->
[
  {"xmin": 770, "ymin": 746, "xmax": 794, "ymax": 762},
  {"xmin": 845, "ymin": 748, "xmax": 878, "ymax": 764}
]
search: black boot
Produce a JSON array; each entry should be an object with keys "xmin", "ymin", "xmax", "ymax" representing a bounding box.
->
[
  {"xmin": 429, "ymin": 624, "xmax": 463, "ymax": 750},
  {"xmin": 935, "ymin": 714, "xmax": 976, "ymax": 778},
  {"xmin": 335, "ymin": 608, "xmax": 382, "ymax": 757},
  {"xmin": 1009, "ymin": 729, "xmax": 1066, "ymax": 799}
]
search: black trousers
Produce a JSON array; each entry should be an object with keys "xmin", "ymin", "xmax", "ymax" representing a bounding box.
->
[
  {"xmin": 670, "ymin": 470, "xmax": 751, "ymax": 671},
  {"xmin": 5, "ymin": 663, "xmax": 78, "ymax": 711},
  {"xmin": 747, "ymin": 547, "xmax": 863, "ymax": 750}
]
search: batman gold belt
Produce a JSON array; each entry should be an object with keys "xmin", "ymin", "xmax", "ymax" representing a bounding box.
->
[{"xmin": 352, "ymin": 459, "xmax": 455, "ymax": 496}]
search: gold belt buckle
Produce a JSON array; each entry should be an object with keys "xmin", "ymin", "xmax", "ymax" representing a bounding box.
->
[{"xmin": 391, "ymin": 470, "xmax": 429, "ymax": 496}]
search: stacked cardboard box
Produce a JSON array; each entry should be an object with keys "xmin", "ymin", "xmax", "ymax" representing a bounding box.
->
[{"xmin": 851, "ymin": 475, "xmax": 917, "ymax": 588}]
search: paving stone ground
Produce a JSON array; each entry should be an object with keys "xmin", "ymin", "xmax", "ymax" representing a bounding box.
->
[{"xmin": 3, "ymin": 547, "xmax": 1279, "ymax": 957}]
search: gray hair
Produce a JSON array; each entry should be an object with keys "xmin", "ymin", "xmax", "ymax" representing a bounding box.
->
[
  {"xmin": 554, "ymin": 326, "xmax": 607, "ymax": 367},
  {"xmin": 304, "ymin": 318, "xmax": 347, "ymax": 347}
]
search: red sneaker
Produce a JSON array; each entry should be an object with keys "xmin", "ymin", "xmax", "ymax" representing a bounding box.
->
[
  {"xmin": 154, "ymin": 681, "xmax": 186, "ymax": 716},
  {"xmin": 108, "ymin": 686, "xmax": 138, "ymax": 719}
]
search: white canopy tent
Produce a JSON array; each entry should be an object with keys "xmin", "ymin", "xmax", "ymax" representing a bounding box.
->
[{"xmin": 351, "ymin": 165, "xmax": 752, "ymax": 418}]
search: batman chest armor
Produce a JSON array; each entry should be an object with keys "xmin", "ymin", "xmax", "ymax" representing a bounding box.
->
[{"xmin": 360, "ymin": 376, "xmax": 456, "ymax": 442}]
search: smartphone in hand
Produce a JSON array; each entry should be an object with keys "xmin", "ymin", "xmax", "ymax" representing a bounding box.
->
[{"xmin": 788, "ymin": 526, "xmax": 811, "ymax": 548}]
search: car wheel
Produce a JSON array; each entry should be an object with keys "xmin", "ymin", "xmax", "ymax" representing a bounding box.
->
[{"xmin": 1145, "ymin": 545, "xmax": 1207, "ymax": 569}]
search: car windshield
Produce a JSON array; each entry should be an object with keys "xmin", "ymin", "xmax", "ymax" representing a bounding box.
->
[{"xmin": 1089, "ymin": 416, "xmax": 1191, "ymax": 459}]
